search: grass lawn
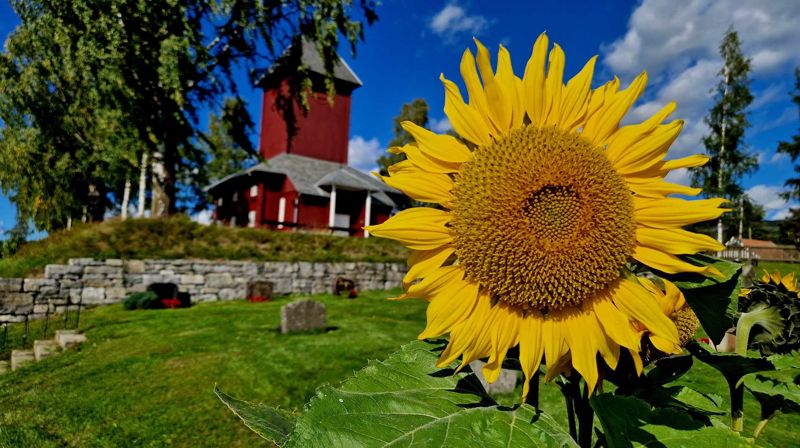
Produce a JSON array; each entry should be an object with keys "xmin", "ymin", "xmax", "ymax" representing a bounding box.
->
[
  {"xmin": 754, "ymin": 261, "xmax": 800, "ymax": 278},
  {"xmin": 1, "ymin": 289, "xmax": 797, "ymax": 447},
  {"xmin": 0, "ymin": 290, "xmax": 426, "ymax": 447}
]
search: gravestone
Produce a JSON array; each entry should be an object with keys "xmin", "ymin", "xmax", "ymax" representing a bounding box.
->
[
  {"xmin": 280, "ymin": 300, "xmax": 326, "ymax": 333},
  {"xmin": 469, "ymin": 360, "xmax": 518, "ymax": 395},
  {"xmin": 0, "ymin": 360, "xmax": 8, "ymax": 375},
  {"xmin": 248, "ymin": 281, "xmax": 274, "ymax": 302},
  {"xmin": 34, "ymin": 340, "xmax": 59, "ymax": 361},
  {"xmin": 55, "ymin": 329, "xmax": 87, "ymax": 349},
  {"xmin": 333, "ymin": 277, "xmax": 357, "ymax": 298},
  {"xmin": 147, "ymin": 282, "xmax": 191, "ymax": 308},
  {"xmin": 11, "ymin": 349, "xmax": 34, "ymax": 371}
]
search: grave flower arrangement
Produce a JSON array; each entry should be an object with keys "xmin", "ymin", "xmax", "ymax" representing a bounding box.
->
[{"xmin": 217, "ymin": 34, "xmax": 800, "ymax": 447}]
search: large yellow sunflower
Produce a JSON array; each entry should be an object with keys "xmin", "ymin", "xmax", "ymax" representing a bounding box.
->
[{"xmin": 366, "ymin": 33, "xmax": 727, "ymax": 398}]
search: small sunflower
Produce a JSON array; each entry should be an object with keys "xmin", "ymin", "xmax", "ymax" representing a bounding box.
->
[{"xmin": 367, "ymin": 34, "xmax": 727, "ymax": 398}]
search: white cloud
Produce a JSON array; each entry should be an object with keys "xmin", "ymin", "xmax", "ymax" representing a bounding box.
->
[
  {"xmin": 430, "ymin": 116, "xmax": 453, "ymax": 133},
  {"xmin": 192, "ymin": 209, "xmax": 214, "ymax": 225},
  {"xmin": 604, "ymin": 0, "xmax": 800, "ymax": 160},
  {"xmin": 745, "ymin": 184, "xmax": 795, "ymax": 220},
  {"xmin": 429, "ymin": 4, "xmax": 489, "ymax": 41},
  {"xmin": 665, "ymin": 168, "xmax": 692, "ymax": 186},
  {"xmin": 348, "ymin": 135, "xmax": 382, "ymax": 172},
  {"xmin": 604, "ymin": 0, "xmax": 800, "ymax": 80}
]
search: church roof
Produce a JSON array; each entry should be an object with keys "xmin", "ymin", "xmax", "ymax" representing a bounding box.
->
[
  {"xmin": 206, "ymin": 153, "xmax": 400, "ymax": 207},
  {"xmin": 258, "ymin": 38, "xmax": 362, "ymax": 88}
]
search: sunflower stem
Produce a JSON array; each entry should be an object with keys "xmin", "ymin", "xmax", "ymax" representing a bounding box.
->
[
  {"xmin": 730, "ymin": 380, "xmax": 744, "ymax": 432},
  {"xmin": 525, "ymin": 369, "xmax": 540, "ymax": 409},
  {"xmin": 576, "ymin": 382, "xmax": 594, "ymax": 448},
  {"xmin": 559, "ymin": 378, "xmax": 578, "ymax": 441}
]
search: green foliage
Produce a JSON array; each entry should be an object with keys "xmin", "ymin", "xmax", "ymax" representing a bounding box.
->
[
  {"xmin": 654, "ymin": 254, "xmax": 742, "ymax": 344},
  {"xmin": 591, "ymin": 394, "xmax": 751, "ymax": 448},
  {"xmin": 0, "ymin": 0, "xmax": 377, "ymax": 227},
  {"xmin": 376, "ymin": 98, "xmax": 429, "ymax": 175},
  {"xmin": 220, "ymin": 340, "xmax": 578, "ymax": 447},
  {"xmin": 778, "ymin": 67, "xmax": 800, "ymax": 201},
  {"xmin": 691, "ymin": 27, "xmax": 758, "ymax": 199},
  {"xmin": 203, "ymin": 98, "xmax": 258, "ymax": 183},
  {"xmin": 0, "ymin": 216, "xmax": 408, "ymax": 277},
  {"xmin": 216, "ymin": 387, "xmax": 295, "ymax": 445},
  {"xmin": 122, "ymin": 291, "xmax": 161, "ymax": 310}
]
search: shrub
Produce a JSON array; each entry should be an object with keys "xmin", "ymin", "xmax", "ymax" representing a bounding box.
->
[{"xmin": 123, "ymin": 291, "xmax": 161, "ymax": 310}]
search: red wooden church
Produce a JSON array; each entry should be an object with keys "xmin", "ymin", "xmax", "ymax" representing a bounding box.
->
[{"xmin": 206, "ymin": 40, "xmax": 404, "ymax": 237}]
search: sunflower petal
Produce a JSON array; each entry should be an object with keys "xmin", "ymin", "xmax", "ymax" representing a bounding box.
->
[
  {"xmin": 419, "ymin": 278, "xmax": 481, "ymax": 339},
  {"xmin": 559, "ymin": 55, "xmax": 596, "ymax": 130},
  {"xmin": 364, "ymin": 207, "xmax": 452, "ymax": 250},
  {"xmin": 633, "ymin": 245, "xmax": 723, "ymax": 276},
  {"xmin": 380, "ymin": 171, "xmax": 453, "ymax": 206},
  {"xmin": 634, "ymin": 197, "xmax": 728, "ymax": 229},
  {"xmin": 544, "ymin": 44, "xmax": 566, "ymax": 126},
  {"xmin": 401, "ymin": 122, "xmax": 473, "ymax": 164},
  {"xmin": 440, "ymin": 74, "xmax": 492, "ymax": 146},
  {"xmin": 523, "ymin": 32, "xmax": 549, "ymax": 126},
  {"xmin": 520, "ymin": 313, "xmax": 545, "ymax": 400},
  {"xmin": 403, "ymin": 246, "xmax": 455, "ymax": 289},
  {"xmin": 636, "ymin": 226, "xmax": 725, "ymax": 255},
  {"xmin": 583, "ymin": 72, "xmax": 647, "ymax": 145},
  {"xmin": 612, "ymin": 278, "xmax": 680, "ymax": 353},
  {"xmin": 484, "ymin": 305, "xmax": 521, "ymax": 383}
]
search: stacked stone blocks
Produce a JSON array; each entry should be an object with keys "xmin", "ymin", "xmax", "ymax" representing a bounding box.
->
[{"xmin": 0, "ymin": 259, "xmax": 406, "ymax": 324}]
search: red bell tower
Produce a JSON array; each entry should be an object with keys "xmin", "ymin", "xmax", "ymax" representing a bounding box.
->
[{"xmin": 258, "ymin": 39, "xmax": 362, "ymax": 164}]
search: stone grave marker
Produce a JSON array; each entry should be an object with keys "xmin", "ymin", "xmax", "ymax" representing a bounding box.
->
[
  {"xmin": 248, "ymin": 281, "xmax": 274, "ymax": 302},
  {"xmin": 11, "ymin": 349, "xmax": 34, "ymax": 371},
  {"xmin": 281, "ymin": 300, "xmax": 326, "ymax": 333},
  {"xmin": 469, "ymin": 360, "xmax": 518, "ymax": 395},
  {"xmin": 55, "ymin": 329, "xmax": 87, "ymax": 349},
  {"xmin": 0, "ymin": 360, "xmax": 9, "ymax": 375},
  {"xmin": 333, "ymin": 277, "xmax": 357, "ymax": 298},
  {"xmin": 33, "ymin": 340, "xmax": 59, "ymax": 361}
]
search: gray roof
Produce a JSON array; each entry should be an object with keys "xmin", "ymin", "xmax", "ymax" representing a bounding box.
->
[
  {"xmin": 260, "ymin": 38, "xmax": 362, "ymax": 87},
  {"xmin": 206, "ymin": 153, "xmax": 400, "ymax": 207}
]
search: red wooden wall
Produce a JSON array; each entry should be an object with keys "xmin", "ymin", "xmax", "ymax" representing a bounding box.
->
[{"xmin": 260, "ymin": 82, "xmax": 353, "ymax": 164}]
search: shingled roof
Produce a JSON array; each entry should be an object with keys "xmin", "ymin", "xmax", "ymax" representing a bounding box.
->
[
  {"xmin": 206, "ymin": 153, "xmax": 400, "ymax": 207},
  {"xmin": 258, "ymin": 38, "xmax": 362, "ymax": 88}
]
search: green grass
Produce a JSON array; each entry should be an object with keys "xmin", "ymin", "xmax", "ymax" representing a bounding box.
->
[
  {"xmin": 0, "ymin": 215, "xmax": 408, "ymax": 278},
  {"xmin": 754, "ymin": 261, "xmax": 800, "ymax": 278},
  {"xmin": 1, "ymin": 289, "xmax": 797, "ymax": 447},
  {"xmin": 0, "ymin": 290, "xmax": 426, "ymax": 447}
]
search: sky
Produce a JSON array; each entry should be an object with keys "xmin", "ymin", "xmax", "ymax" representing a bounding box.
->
[{"xmin": 1, "ymin": 0, "xmax": 799, "ymax": 237}]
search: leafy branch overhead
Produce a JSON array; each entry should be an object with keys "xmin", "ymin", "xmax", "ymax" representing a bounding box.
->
[{"xmin": 0, "ymin": 0, "xmax": 377, "ymax": 230}]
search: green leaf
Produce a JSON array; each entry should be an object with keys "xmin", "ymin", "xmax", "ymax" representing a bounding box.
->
[
  {"xmin": 657, "ymin": 255, "xmax": 742, "ymax": 344},
  {"xmin": 686, "ymin": 342, "xmax": 775, "ymax": 388},
  {"xmin": 591, "ymin": 394, "xmax": 753, "ymax": 448},
  {"xmin": 285, "ymin": 341, "xmax": 578, "ymax": 447},
  {"xmin": 215, "ymin": 386, "xmax": 295, "ymax": 445},
  {"xmin": 742, "ymin": 353, "xmax": 800, "ymax": 414}
]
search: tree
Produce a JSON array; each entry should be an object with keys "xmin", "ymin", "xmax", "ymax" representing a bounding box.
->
[
  {"xmin": 377, "ymin": 98, "xmax": 429, "ymax": 175},
  {"xmin": 0, "ymin": 0, "xmax": 377, "ymax": 229},
  {"xmin": 778, "ymin": 67, "xmax": 800, "ymax": 199},
  {"xmin": 204, "ymin": 98, "xmax": 258, "ymax": 182},
  {"xmin": 690, "ymin": 26, "xmax": 758, "ymax": 243}
]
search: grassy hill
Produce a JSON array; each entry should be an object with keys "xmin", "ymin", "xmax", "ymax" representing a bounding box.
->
[
  {"xmin": 0, "ymin": 216, "xmax": 408, "ymax": 278},
  {"xmin": 1, "ymin": 290, "xmax": 797, "ymax": 447}
]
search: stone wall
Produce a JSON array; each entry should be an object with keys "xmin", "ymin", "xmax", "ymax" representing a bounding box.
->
[{"xmin": 0, "ymin": 258, "xmax": 406, "ymax": 323}]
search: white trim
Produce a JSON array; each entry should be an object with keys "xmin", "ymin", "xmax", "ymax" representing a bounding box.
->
[
  {"xmin": 328, "ymin": 185, "xmax": 337, "ymax": 228},
  {"xmin": 364, "ymin": 193, "xmax": 372, "ymax": 237},
  {"xmin": 278, "ymin": 197, "xmax": 286, "ymax": 229}
]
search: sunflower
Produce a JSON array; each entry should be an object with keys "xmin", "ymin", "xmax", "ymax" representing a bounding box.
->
[{"xmin": 366, "ymin": 33, "xmax": 727, "ymax": 398}]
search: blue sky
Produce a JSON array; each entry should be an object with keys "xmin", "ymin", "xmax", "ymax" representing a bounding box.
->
[{"xmin": 1, "ymin": 0, "xmax": 799, "ymax": 236}]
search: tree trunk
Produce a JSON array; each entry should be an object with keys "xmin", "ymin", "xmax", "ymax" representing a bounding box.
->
[
  {"xmin": 121, "ymin": 177, "xmax": 131, "ymax": 220},
  {"xmin": 138, "ymin": 152, "xmax": 148, "ymax": 217},
  {"xmin": 717, "ymin": 66, "xmax": 730, "ymax": 244},
  {"xmin": 738, "ymin": 196, "xmax": 744, "ymax": 240},
  {"xmin": 150, "ymin": 152, "xmax": 169, "ymax": 218}
]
